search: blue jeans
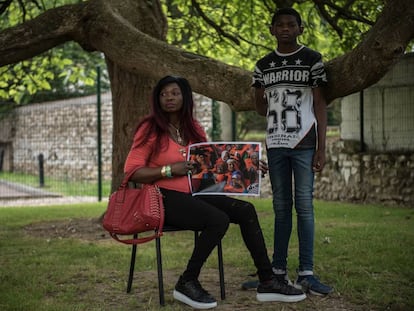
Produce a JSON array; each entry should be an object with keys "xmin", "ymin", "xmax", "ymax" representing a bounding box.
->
[{"xmin": 267, "ymin": 148, "xmax": 315, "ymax": 272}]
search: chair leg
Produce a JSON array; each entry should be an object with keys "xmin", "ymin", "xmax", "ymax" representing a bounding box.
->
[
  {"xmin": 128, "ymin": 230, "xmax": 225, "ymax": 305},
  {"xmin": 217, "ymin": 241, "xmax": 226, "ymax": 300},
  {"xmin": 126, "ymin": 234, "xmax": 138, "ymax": 293},
  {"xmin": 156, "ymin": 235, "xmax": 165, "ymax": 306}
]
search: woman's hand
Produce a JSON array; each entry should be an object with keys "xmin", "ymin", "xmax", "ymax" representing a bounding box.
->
[{"xmin": 171, "ymin": 161, "xmax": 194, "ymax": 176}]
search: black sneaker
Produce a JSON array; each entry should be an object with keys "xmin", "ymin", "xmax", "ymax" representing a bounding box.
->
[
  {"xmin": 173, "ymin": 276, "xmax": 217, "ymax": 309},
  {"xmin": 272, "ymin": 268, "xmax": 293, "ymax": 286},
  {"xmin": 241, "ymin": 272, "xmax": 259, "ymax": 290},
  {"xmin": 257, "ymin": 276, "xmax": 307, "ymax": 303},
  {"xmin": 241, "ymin": 279, "xmax": 259, "ymax": 290},
  {"xmin": 242, "ymin": 272, "xmax": 291, "ymax": 290},
  {"xmin": 294, "ymin": 274, "xmax": 333, "ymax": 296}
]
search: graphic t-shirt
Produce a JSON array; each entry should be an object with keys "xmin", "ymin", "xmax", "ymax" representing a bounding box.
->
[{"xmin": 252, "ymin": 45, "xmax": 327, "ymax": 149}]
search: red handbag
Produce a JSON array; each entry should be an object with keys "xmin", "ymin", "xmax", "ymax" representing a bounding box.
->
[{"xmin": 102, "ymin": 169, "xmax": 165, "ymax": 244}]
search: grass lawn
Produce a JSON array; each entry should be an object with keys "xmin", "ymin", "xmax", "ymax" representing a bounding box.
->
[{"xmin": 0, "ymin": 199, "xmax": 413, "ymax": 310}]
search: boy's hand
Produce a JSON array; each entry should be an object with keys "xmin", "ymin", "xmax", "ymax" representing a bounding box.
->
[
  {"xmin": 259, "ymin": 160, "xmax": 269, "ymax": 177},
  {"xmin": 313, "ymin": 150, "xmax": 326, "ymax": 172}
]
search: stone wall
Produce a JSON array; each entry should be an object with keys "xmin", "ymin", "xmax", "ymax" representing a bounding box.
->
[
  {"xmin": 258, "ymin": 139, "xmax": 414, "ymax": 207},
  {"xmin": 314, "ymin": 139, "xmax": 413, "ymax": 207},
  {"xmin": 340, "ymin": 53, "xmax": 414, "ymax": 151},
  {"xmin": 0, "ymin": 93, "xmax": 114, "ymax": 181}
]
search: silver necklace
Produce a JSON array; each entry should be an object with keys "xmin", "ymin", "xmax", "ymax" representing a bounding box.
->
[{"xmin": 170, "ymin": 123, "xmax": 183, "ymax": 144}]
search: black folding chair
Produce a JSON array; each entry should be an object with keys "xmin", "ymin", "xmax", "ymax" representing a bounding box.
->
[{"xmin": 126, "ymin": 225, "xmax": 226, "ymax": 306}]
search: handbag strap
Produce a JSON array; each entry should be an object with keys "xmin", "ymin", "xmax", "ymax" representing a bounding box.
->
[
  {"xmin": 120, "ymin": 168, "xmax": 139, "ymax": 187},
  {"xmin": 110, "ymin": 231, "xmax": 160, "ymax": 244}
]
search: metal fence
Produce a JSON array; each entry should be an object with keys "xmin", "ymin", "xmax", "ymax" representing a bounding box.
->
[{"xmin": 0, "ymin": 92, "xmax": 113, "ymax": 203}]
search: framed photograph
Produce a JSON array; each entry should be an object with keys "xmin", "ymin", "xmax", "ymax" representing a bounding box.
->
[{"xmin": 187, "ymin": 142, "xmax": 262, "ymax": 196}]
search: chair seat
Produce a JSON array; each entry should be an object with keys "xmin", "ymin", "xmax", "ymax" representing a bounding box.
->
[{"xmin": 162, "ymin": 225, "xmax": 189, "ymax": 232}]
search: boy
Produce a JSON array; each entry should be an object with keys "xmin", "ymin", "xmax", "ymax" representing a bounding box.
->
[{"xmin": 248, "ymin": 7, "xmax": 333, "ymax": 296}]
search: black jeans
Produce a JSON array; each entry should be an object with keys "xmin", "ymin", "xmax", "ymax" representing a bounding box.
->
[{"xmin": 160, "ymin": 188, "xmax": 273, "ymax": 282}]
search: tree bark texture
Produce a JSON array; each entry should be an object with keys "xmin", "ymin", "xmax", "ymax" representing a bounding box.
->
[{"xmin": 106, "ymin": 59, "xmax": 158, "ymax": 190}]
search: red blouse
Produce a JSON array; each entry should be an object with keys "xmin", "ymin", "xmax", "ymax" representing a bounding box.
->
[{"xmin": 124, "ymin": 122, "xmax": 204, "ymax": 193}]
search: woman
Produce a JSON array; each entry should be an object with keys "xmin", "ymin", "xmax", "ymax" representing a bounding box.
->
[{"xmin": 124, "ymin": 75, "xmax": 306, "ymax": 309}]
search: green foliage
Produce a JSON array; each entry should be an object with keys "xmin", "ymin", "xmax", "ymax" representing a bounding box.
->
[
  {"xmin": 0, "ymin": 44, "xmax": 108, "ymax": 105},
  {"xmin": 236, "ymin": 111, "xmax": 266, "ymax": 139},
  {"xmin": 0, "ymin": 0, "xmax": 109, "ymax": 105},
  {"xmin": 327, "ymin": 101, "xmax": 342, "ymax": 125},
  {"xmin": 163, "ymin": 0, "xmax": 385, "ymax": 70},
  {"xmin": 294, "ymin": 1, "xmax": 381, "ymax": 60},
  {"xmin": 164, "ymin": 0, "xmax": 272, "ymax": 70},
  {"xmin": 210, "ymin": 99, "xmax": 222, "ymax": 140}
]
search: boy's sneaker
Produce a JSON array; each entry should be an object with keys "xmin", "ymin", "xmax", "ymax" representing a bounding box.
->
[
  {"xmin": 173, "ymin": 276, "xmax": 217, "ymax": 309},
  {"xmin": 294, "ymin": 275, "xmax": 333, "ymax": 296},
  {"xmin": 242, "ymin": 271, "xmax": 292, "ymax": 290},
  {"xmin": 273, "ymin": 271, "xmax": 293, "ymax": 286},
  {"xmin": 241, "ymin": 279, "xmax": 260, "ymax": 290},
  {"xmin": 257, "ymin": 275, "xmax": 307, "ymax": 303}
]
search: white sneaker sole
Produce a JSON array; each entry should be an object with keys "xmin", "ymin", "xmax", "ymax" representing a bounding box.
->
[
  {"xmin": 173, "ymin": 290, "xmax": 218, "ymax": 309},
  {"xmin": 256, "ymin": 292, "xmax": 307, "ymax": 303}
]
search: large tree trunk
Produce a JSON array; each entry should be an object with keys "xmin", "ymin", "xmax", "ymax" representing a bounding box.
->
[
  {"xmin": 104, "ymin": 0, "xmax": 164, "ymax": 191},
  {"xmin": 106, "ymin": 61, "xmax": 157, "ymax": 191},
  {"xmin": 102, "ymin": 0, "xmax": 166, "ymax": 191}
]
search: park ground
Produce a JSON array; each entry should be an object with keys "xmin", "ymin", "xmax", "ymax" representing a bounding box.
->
[{"xmin": 23, "ymin": 217, "xmax": 368, "ymax": 311}]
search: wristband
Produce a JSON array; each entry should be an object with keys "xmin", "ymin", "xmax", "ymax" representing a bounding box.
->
[
  {"xmin": 165, "ymin": 165, "xmax": 173, "ymax": 178},
  {"xmin": 161, "ymin": 166, "xmax": 167, "ymax": 177}
]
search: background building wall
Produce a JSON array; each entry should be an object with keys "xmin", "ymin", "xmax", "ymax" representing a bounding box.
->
[{"xmin": 340, "ymin": 52, "xmax": 414, "ymax": 151}]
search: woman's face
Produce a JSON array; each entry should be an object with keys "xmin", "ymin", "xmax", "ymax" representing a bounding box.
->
[{"xmin": 159, "ymin": 82, "xmax": 183, "ymax": 113}]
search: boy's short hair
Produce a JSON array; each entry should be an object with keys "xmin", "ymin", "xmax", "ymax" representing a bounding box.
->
[{"xmin": 271, "ymin": 8, "xmax": 302, "ymax": 26}]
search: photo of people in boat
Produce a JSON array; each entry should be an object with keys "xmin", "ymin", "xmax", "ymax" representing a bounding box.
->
[{"xmin": 187, "ymin": 142, "xmax": 261, "ymax": 196}]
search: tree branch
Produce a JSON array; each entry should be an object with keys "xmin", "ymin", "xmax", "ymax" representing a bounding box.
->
[
  {"xmin": 0, "ymin": 2, "xmax": 91, "ymax": 67},
  {"xmin": 324, "ymin": 0, "xmax": 414, "ymax": 102},
  {"xmin": 313, "ymin": 0, "xmax": 376, "ymax": 38},
  {"xmin": 314, "ymin": 0, "xmax": 343, "ymax": 38},
  {"xmin": 191, "ymin": 0, "xmax": 240, "ymax": 45},
  {"xmin": 327, "ymin": 0, "xmax": 374, "ymax": 25}
]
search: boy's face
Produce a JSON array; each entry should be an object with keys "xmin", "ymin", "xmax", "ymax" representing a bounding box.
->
[{"xmin": 270, "ymin": 14, "xmax": 303, "ymax": 44}]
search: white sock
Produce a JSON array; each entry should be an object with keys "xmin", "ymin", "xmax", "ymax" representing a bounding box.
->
[
  {"xmin": 298, "ymin": 270, "xmax": 313, "ymax": 277},
  {"xmin": 272, "ymin": 268, "xmax": 286, "ymax": 275}
]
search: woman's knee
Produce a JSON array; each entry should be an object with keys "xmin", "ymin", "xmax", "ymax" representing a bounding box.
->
[
  {"xmin": 234, "ymin": 201, "xmax": 259, "ymax": 223},
  {"xmin": 215, "ymin": 213, "xmax": 230, "ymax": 234}
]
